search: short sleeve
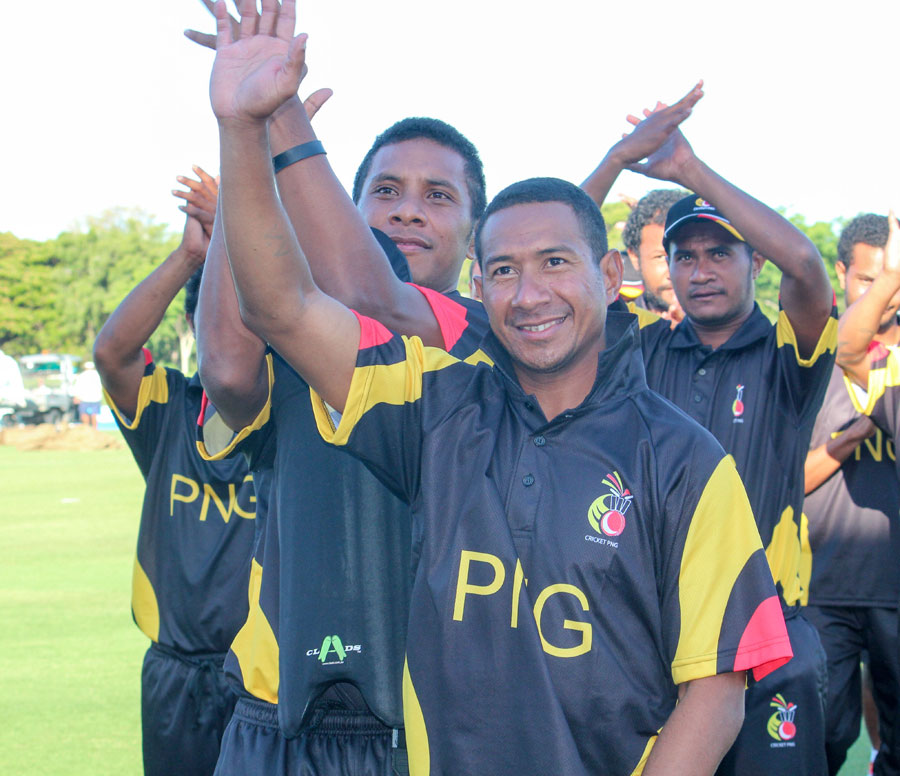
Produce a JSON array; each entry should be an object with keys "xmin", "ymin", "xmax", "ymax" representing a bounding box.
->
[
  {"xmin": 664, "ymin": 455, "xmax": 792, "ymax": 684},
  {"xmin": 196, "ymin": 352, "xmax": 275, "ymax": 470},
  {"xmin": 851, "ymin": 345, "xmax": 900, "ymax": 440},
  {"xmin": 774, "ymin": 306, "xmax": 838, "ymax": 422}
]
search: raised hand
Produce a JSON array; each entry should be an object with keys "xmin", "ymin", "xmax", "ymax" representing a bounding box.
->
[
  {"xmin": 209, "ymin": 0, "xmax": 309, "ymax": 124},
  {"xmin": 884, "ymin": 210, "xmax": 900, "ymax": 278},
  {"xmin": 185, "ymin": 0, "xmax": 237, "ymax": 50},
  {"xmin": 173, "ymin": 165, "xmax": 219, "ymax": 237},
  {"xmin": 606, "ymin": 82, "xmax": 703, "ymax": 172}
]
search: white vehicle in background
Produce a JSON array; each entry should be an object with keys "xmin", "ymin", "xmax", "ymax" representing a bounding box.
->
[
  {"xmin": 16, "ymin": 353, "xmax": 82, "ymax": 425},
  {"xmin": 0, "ymin": 348, "xmax": 27, "ymax": 426}
]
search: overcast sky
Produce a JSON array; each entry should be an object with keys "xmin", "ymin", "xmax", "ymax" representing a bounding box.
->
[{"xmin": 3, "ymin": 0, "xmax": 898, "ymax": 241}]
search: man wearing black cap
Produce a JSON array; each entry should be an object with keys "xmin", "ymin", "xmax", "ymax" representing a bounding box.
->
[{"xmin": 601, "ymin": 90, "xmax": 836, "ymax": 775}]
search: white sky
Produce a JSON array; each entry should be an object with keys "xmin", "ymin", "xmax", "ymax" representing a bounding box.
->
[{"xmin": 3, "ymin": 0, "xmax": 898, "ymax": 242}]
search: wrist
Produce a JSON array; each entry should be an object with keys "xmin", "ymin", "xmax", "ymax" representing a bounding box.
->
[
  {"xmin": 269, "ymin": 96, "xmax": 317, "ymax": 154},
  {"xmin": 670, "ymin": 155, "xmax": 708, "ymax": 190}
]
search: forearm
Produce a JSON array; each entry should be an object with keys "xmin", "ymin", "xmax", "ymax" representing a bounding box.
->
[
  {"xmin": 643, "ymin": 673, "xmax": 745, "ymax": 776},
  {"xmin": 94, "ymin": 246, "xmax": 201, "ymax": 413},
  {"xmin": 268, "ymin": 100, "xmax": 437, "ymax": 338},
  {"xmin": 804, "ymin": 439, "xmax": 851, "ymax": 493},
  {"xmin": 580, "ymin": 151, "xmax": 627, "ymax": 208},
  {"xmin": 195, "ymin": 206, "xmax": 268, "ymax": 431},
  {"xmin": 838, "ymin": 273, "xmax": 900, "ymax": 382}
]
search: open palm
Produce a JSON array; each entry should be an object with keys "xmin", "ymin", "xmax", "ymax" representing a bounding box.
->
[{"xmin": 209, "ymin": 1, "xmax": 307, "ymax": 123}]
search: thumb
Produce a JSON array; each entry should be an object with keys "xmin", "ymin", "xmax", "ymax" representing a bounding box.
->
[{"xmin": 303, "ymin": 87, "xmax": 334, "ymax": 121}]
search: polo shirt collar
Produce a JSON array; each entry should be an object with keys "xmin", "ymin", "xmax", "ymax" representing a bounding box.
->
[
  {"xmin": 486, "ymin": 310, "xmax": 648, "ymax": 419},
  {"xmin": 669, "ymin": 302, "xmax": 771, "ymax": 351}
]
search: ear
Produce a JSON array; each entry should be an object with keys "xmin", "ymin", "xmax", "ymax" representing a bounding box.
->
[
  {"xmin": 600, "ymin": 250, "xmax": 624, "ymax": 304},
  {"xmin": 625, "ymin": 248, "xmax": 641, "ymax": 273},
  {"xmin": 834, "ymin": 261, "xmax": 847, "ymax": 291},
  {"xmin": 472, "ymin": 272, "xmax": 483, "ymax": 301},
  {"xmin": 750, "ymin": 249, "xmax": 766, "ymax": 280}
]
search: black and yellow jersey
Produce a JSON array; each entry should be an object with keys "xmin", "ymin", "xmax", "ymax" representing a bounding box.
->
[
  {"xmin": 105, "ymin": 349, "xmax": 260, "ymax": 654},
  {"xmin": 805, "ymin": 364, "xmax": 900, "ymax": 607},
  {"xmin": 197, "ymin": 286, "xmax": 491, "ymax": 734},
  {"xmin": 313, "ymin": 310, "xmax": 792, "ymax": 776},
  {"xmin": 851, "ymin": 343, "xmax": 900, "ymax": 473},
  {"xmin": 629, "ymin": 302, "xmax": 837, "ymax": 608}
]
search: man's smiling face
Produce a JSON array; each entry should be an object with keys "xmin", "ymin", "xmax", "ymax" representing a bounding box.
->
[{"xmin": 478, "ymin": 201, "xmax": 619, "ymax": 382}]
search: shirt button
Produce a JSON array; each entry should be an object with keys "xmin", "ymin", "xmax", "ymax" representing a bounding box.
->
[
  {"xmin": 523, "ymin": 474, "xmax": 535, "ymax": 487},
  {"xmin": 693, "ymin": 394, "xmax": 703, "ymax": 403},
  {"xmin": 533, "ymin": 435, "xmax": 546, "ymax": 447},
  {"xmin": 524, "ymin": 401, "xmax": 534, "ymax": 411},
  {"xmin": 697, "ymin": 368, "xmax": 707, "ymax": 376}
]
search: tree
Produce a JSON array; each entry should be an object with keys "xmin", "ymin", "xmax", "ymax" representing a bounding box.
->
[{"xmin": 0, "ymin": 233, "xmax": 61, "ymax": 354}]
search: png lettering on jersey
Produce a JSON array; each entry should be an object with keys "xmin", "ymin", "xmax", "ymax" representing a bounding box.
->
[
  {"xmin": 452, "ymin": 551, "xmax": 592, "ymax": 659},
  {"xmin": 585, "ymin": 471, "xmax": 631, "ymax": 546},
  {"xmin": 169, "ymin": 473, "xmax": 256, "ymax": 523},
  {"xmin": 767, "ymin": 693, "xmax": 798, "ymax": 748}
]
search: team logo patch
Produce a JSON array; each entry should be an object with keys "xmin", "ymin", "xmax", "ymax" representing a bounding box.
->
[
  {"xmin": 694, "ymin": 198, "xmax": 714, "ymax": 209},
  {"xmin": 732, "ymin": 384, "xmax": 745, "ymax": 423},
  {"xmin": 767, "ymin": 694, "xmax": 798, "ymax": 745},
  {"xmin": 588, "ymin": 472, "xmax": 632, "ymax": 537},
  {"xmin": 306, "ymin": 634, "xmax": 362, "ymax": 665}
]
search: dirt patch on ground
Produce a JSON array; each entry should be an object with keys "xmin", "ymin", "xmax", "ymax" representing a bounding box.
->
[{"xmin": 0, "ymin": 424, "xmax": 124, "ymax": 451}]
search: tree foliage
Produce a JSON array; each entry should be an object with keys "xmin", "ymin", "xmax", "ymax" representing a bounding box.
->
[{"xmin": 0, "ymin": 210, "xmax": 193, "ymax": 371}]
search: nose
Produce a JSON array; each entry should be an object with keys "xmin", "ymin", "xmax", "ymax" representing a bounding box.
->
[
  {"xmin": 388, "ymin": 194, "xmax": 426, "ymax": 226},
  {"xmin": 690, "ymin": 255, "xmax": 717, "ymax": 284},
  {"xmin": 512, "ymin": 267, "xmax": 552, "ymax": 310}
]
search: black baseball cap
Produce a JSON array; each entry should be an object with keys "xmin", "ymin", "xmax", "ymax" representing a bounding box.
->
[{"xmin": 663, "ymin": 195, "xmax": 745, "ymax": 250}]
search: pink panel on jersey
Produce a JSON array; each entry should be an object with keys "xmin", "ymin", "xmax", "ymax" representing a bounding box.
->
[
  {"xmin": 353, "ymin": 311, "xmax": 394, "ymax": 349},
  {"xmin": 734, "ymin": 595, "xmax": 793, "ymax": 681},
  {"xmin": 410, "ymin": 284, "xmax": 469, "ymax": 350}
]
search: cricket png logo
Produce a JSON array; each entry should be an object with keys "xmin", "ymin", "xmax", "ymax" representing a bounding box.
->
[
  {"xmin": 767, "ymin": 694, "xmax": 798, "ymax": 744},
  {"xmin": 732, "ymin": 384, "xmax": 745, "ymax": 423},
  {"xmin": 588, "ymin": 472, "xmax": 632, "ymax": 537}
]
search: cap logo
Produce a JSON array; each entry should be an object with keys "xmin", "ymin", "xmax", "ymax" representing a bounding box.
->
[{"xmin": 694, "ymin": 198, "xmax": 715, "ymax": 210}]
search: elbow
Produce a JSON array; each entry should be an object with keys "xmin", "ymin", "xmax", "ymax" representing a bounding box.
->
[{"xmin": 197, "ymin": 347, "xmax": 263, "ymax": 408}]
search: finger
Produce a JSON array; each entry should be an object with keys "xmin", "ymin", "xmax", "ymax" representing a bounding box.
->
[
  {"xmin": 237, "ymin": 0, "xmax": 259, "ymax": 39},
  {"xmin": 176, "ymin": 175, "xmax": 203, "ymax": 193},
  {"xmin": 624, "ymin": 162, "xmax": 647, "ymax": 174},
  {"xmin": 198, "ymin": 0, "xmax": 216, "ymax": 16},
  {"xmin": 625, "ymin": 114, "xmax": 641, "ymax": 126},
  {"xmin": 192, "ymin": 164, "xmax": 219, "ymax": 192},
  {"xmin": 284, "ymin": 32, "xmax": 308, "ymax": 82},
  {"xmin": 276, "ymin": 0, "xmax": 297, "ymax": 40},
  {"xmin": 184, "ymin": 29, "xmax": 217, "ymax": 50},
  {"xmin": 303, "ymin": 87, "xmax": 333, "ymax": 120},
  {"xmin": 674, "ymin": 80, "xmax": 705, "ymax": 110},
  {"xmin": 214, "ymin": 0, "xmax": 233, "ymax": 46},
  {"xmin": 642, "ymin": 108, "xmax": 652, "ymax": 118},
  {"xmin": 259, "ymin": 0, "xmax": 278, "ymax": 35}
]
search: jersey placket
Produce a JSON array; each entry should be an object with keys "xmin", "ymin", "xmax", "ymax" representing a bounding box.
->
[{"xmin": 685, "ymin": 348, "xmax": 718, "ymax": 426}]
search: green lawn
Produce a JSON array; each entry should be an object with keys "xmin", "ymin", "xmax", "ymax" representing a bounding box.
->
[{"xmin": 0, "ymin": 444, "xmax": 881, "ymax": 774}]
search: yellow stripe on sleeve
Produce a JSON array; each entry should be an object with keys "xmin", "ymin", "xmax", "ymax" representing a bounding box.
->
[
  {"xmin": 628, "ymin": 734, "xmax": 659, "ymax": 775},
  {"xmin": 626, "ymin": 302, "xmax": 663, "ymax": 329},
  {"xmin": 672, "ymin": 456, "xmax": 763, "ymax": 684},
  {"xmin": 197, "ymin": 354, "xmax": 274, "ymax": 461},
  {"xmin": 847, "ymin": 348, "xmax": 900, "ymax": 415},
  {"xmin": 104, "ymin": 366, "xmax": 169, "ymax": 430},
  {"xmin": 776, "ymin": 310, "xmax": 837, "ymax": 367}
]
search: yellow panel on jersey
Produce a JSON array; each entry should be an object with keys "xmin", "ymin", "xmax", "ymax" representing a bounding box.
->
[
  {"xmin": 229, "ymin": 558, "xmax": 278, "ymax": 704},
  {"xmin": 104, "ymin": 365, "xmax": 169, "ymax": 430},
  {"xmin": 850, "ymin": 350, "xmax": 900, "ymax": 415},
  {"xmin": 629, "ymin": 734, "xmax": 658, "ymax": 776},
  {"xmin": 765, "ymin": 506, "xmax": 803, "ymax": 606},
  {"xmin": 798, "ymin": 512, "xmax": 812, "ymax": 606},
  {"xmin": 673, "ymin": 456, "xmax": 762, "ymax": 684},
  {"xmin": 775, "ymin": 310, "xmax": 837, "ymax": 367},
  {"xmin": 132, "ymin": 555, "xmax": 160, "ymax": 642},
  {"xmin": 626, "ymin": 301, "xmax": 664, "ymax": 329},
  {"xmin": 196, "ymin": 354, "xmax": 274, "ymax": 461},
  {"xmin": 403, "ymin": 657, "xmax": 430, "ymax": 776}
]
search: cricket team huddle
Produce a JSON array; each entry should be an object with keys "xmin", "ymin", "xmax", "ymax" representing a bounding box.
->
[{"xmin": 93, "ymin": 2, "xmax": 900, "ymax": 775}]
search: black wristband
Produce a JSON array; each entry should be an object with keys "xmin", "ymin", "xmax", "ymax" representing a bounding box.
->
[{"xmin": 272, "ymin": 140, "xmax": 326, "ymax": 173}]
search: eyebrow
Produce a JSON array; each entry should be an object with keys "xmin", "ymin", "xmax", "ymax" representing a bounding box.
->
[
  {"xmin": 370, "ymin": 173, "xmax": 461, "ymax": 194},
  {"xmin": 482, "ymin": 245, "xmax": 577, "ymax": 268}
]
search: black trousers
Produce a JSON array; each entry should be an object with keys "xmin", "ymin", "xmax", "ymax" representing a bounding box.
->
[
  {"xmin": 141, "ymin": 642, "xmax": 237, "ymax": 776},
  {"xmin": 805, "ymin": 604, "xmax": 900, "ymax": 776}
]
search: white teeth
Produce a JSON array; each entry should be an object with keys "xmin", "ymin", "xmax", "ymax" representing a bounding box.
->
[{"xmin": 521, "ymin": 320, "xmax": 560, "ymax": 332}]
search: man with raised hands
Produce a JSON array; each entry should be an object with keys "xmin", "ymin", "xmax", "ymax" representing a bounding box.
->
[
  {"xmin": 593, "ymin": 88, "xmax": 836, "ymax": 775},
  {"xmin": 186, "ymin": 1, "xmax": 490, "ymax": 773},
  {"xmin": 206, "ymin": 5, "xmax": 793, "ymax": 774},
  {"xmin": 835, "ymin": 212, "xmax": 900, "ymax": 776}
]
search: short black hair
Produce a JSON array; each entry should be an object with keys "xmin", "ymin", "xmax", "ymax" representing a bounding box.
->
[
  {"xmin": 837, "ymin": 213, "xmax": 895, "ymax": 266},
  {"xmin": 474, "ymin": 177, "xmax": 608, "ymax": 265},
  {"xmin": 622, "ymin": 189, "xmax": 687, "ymax": 256},
  {"xmin": 184, "ymin": 266, "xmax": 203, "ymax": 319},
  {"xmin": 351, "ymin": 117, "xmax": 486, "ymax": 220}
]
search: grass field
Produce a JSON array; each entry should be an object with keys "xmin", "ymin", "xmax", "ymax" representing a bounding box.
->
[{"xmin": 0, "ymin": 443, "xmax": 879, "ymax": 774}]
